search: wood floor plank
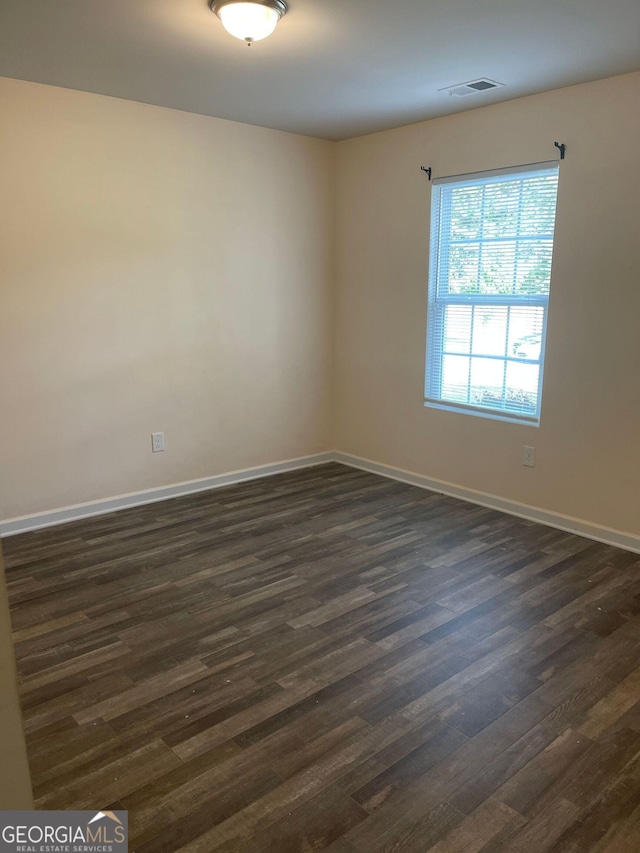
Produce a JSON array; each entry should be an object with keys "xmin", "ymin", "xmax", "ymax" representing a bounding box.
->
[
  {"xmin": 426, "ymin": 798, "xmax": 523, "ymax": 853},
  {"xmin": 4, "ymin": 462, "xmax": 640, "ymax": 851}
]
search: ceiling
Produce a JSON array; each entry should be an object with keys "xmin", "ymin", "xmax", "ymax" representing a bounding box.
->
[{"xmin": 0, "ymin": 0, "xmax": 639, "ymax": 140}]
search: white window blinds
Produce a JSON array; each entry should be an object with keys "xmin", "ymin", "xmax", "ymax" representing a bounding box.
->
[{"xmin": 425, "ymin": 162, "xmax": 560, "ymax": 425}]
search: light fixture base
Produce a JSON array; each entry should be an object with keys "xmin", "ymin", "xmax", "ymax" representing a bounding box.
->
[{"xmin": 209, "ymin": 0, "xmax": 288, "ymax": 20}]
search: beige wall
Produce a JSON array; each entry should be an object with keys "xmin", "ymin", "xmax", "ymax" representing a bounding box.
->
[
  {"xmin": 2, "ymin": 72, "xmax": 639, "ymax": 541},
  {"xmin": 0, "ymin": 77, "xmax": 334, "ymax": 520},
  {"xmin": 0, "ymin": 546, "xmax": 32, "ymax": 807},
  {"xmin": 335, "ymin": 72, "xmax": 640, "ymax": 537}
]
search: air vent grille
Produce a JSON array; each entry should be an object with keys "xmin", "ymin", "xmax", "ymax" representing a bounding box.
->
[{"xmin": 440, "ymin": 78, "xmax": 505, "ymax": 97}]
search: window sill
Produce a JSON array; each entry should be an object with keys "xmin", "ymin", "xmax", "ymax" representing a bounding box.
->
[{"xmin": 424, "ymin": 399, "xmax": 540, "ymax": 427}]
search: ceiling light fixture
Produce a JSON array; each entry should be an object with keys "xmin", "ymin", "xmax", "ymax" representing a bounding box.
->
[{"xmin": 210, "ymin": 0, "xmax": 288, "ymax": 46}]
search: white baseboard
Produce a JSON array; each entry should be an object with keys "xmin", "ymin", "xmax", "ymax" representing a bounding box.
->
[
  {"xmin": 334, "ymin": 452, "xmax": 640, "ymax": 555},
  {"xmin": 0, "ymin": 452, "xmax": 334, "ymax": 538},
  {"xmin": 3, "ymin": 449, "xmax": 639, "ymax": 555}
]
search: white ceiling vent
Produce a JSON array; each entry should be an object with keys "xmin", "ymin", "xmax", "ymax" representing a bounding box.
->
[{"xmin": 440, "ymin": 79, "xmax": 505, "ymax": 97}]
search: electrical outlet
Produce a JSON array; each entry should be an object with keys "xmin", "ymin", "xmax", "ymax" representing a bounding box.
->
[
  {"xmin": 523, "ymin": 446, "xmax": 535, "ymax": 468},
  {"xmin": 152, "ymin": 432, "xmax": 165, "ymax": 453}
]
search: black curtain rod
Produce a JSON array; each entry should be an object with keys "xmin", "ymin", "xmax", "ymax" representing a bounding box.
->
[
  {"xmin": 421, "ymin": 141, "xmax": 566, "ymax": 181},
  {"xmin": 554, "ymin": 141, "xmax": 566, "ymax": 159}
]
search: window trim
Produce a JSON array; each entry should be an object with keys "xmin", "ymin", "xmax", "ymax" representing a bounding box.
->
[{"xmin": 425, "ymin": 161, "xmax": 559, "ymax": 427}]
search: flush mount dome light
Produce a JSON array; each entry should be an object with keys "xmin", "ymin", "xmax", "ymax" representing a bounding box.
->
[{"xmin": 210, "ymin": 0, "xmax": 288, "ymax": 45}]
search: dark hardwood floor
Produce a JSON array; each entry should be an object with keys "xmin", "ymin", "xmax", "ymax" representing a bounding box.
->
[{"xmin": 4, "ymin": 462, "xmax": 640, "ymax": 852}]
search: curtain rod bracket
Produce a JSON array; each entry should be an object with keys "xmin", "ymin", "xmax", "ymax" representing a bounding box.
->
[
  {"xmin": 554, "ymin": 141, "xmax": 566, "ymax": 160},
  {"xmin": 421, "ymin": 166, "xmax": 432, "ymax": 180}
]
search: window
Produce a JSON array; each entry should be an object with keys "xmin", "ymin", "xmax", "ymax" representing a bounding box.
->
[{"xmin": 425, "ymin": 162, "xmax": 559, "ymax": 425}]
